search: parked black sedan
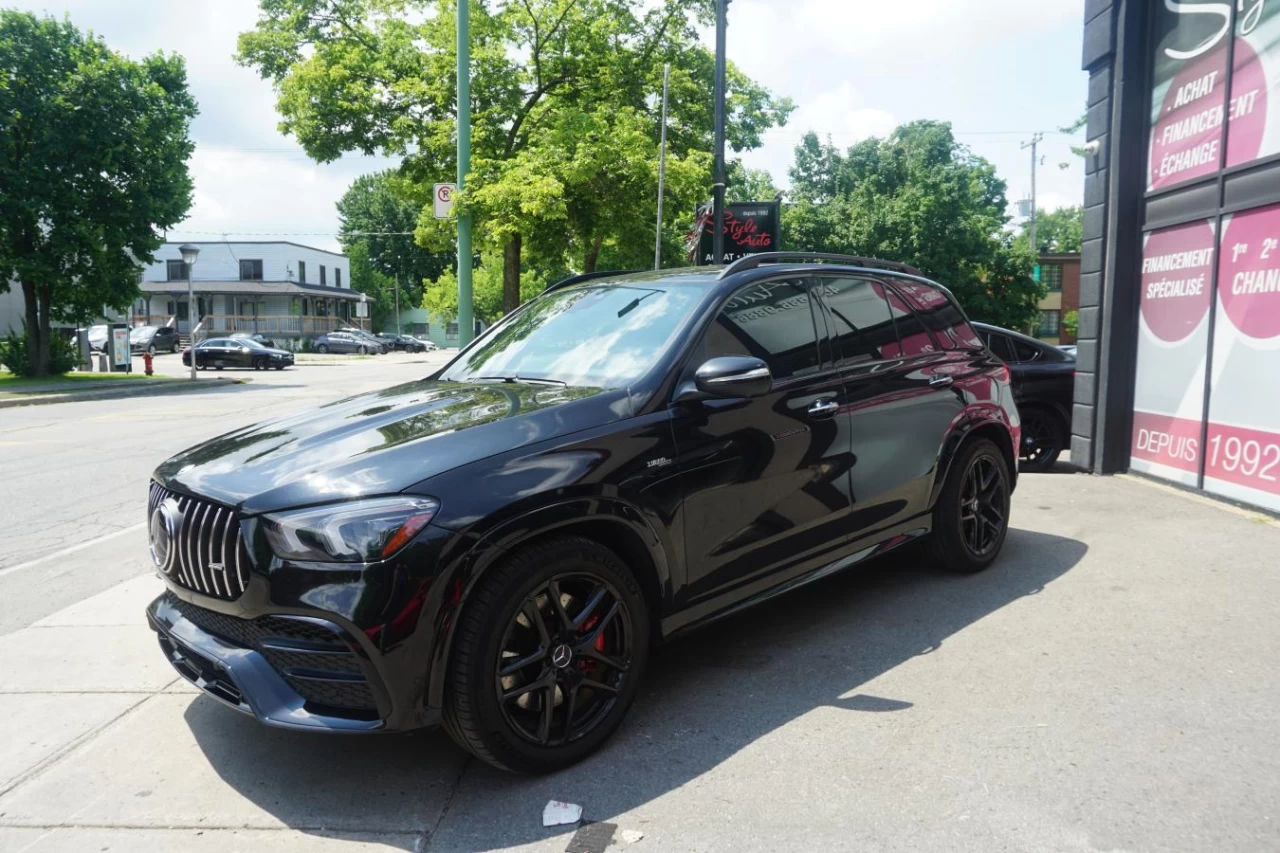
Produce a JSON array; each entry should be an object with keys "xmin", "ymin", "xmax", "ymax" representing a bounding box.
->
[
  {"xmin": 182, "ymin": 337, "xmax": 294, "ymax": 370},
  {"xmin": 973, "ymin": 322, "xmax": 1075, "ymax": 472},
  {"xmin": 376, "ymin": 333, "xmax": 426, "ymax": 353}
]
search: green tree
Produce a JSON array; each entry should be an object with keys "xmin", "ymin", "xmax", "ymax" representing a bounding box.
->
[
  {"xmin": 346, "ymin": 241, "xmax": 397, "ymax": 332},
  {"xmin": 1018, "ymin": 205, "xmax": 1083, "ymax": 254},
  {"xmin": 1062, "ymin": 309, "xmax": 1079, "ymax": 339},
  {"xmin": 337, "ymin": 170, "xmax": 451, "ymax": 318},
  {"xmin": 0, "ymin": 11, "xmax": 196, "ymax": 376},
  {"xmin": 783, "ymin": 122, "xmax": 1044, "ymax": 330},
  {"xmin": 726, "ymin": 161, "xmax": 779, "ymax": 202},
  {"xmin": 423, "ymin": 249, "xmax": 548, "ymax": 324},
  {"xmin": 239, "ymin": 0, "xmax": 791, "ymax": 309}
]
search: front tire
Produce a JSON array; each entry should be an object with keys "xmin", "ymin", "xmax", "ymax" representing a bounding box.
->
[
  {"xmin": 147, "ymin": 344, "xmax": 156, "ymax": 356},
  {"xmin": 316, "ymin": 344, "xmax": 328, "ymax": 354},
  {"xmin": 443, "ymin": 536, "xmax": 649, "ymax": 774},
  {"xmin": 928, "ymin": 438, "xmax": 1011, "ymax": 574}
]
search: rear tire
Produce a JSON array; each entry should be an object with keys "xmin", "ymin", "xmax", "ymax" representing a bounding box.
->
[
  {"xmin": 443, "ymin": 536, "xmax": 649, "ymax": 774},
  {"xmin": 358, "ymin": 345, "xmax": 367, "ymax": 355},
  {"xmin": 927, "ymin": 438, "xmax": 1011, "ymax": 574},
  {"xmin": 1018, "ymin": 408, "xmax": 1065, "ymax": 473},
  {"xmin": 316, "ymin": 344, "xmax": 328, "ymax": 354}
]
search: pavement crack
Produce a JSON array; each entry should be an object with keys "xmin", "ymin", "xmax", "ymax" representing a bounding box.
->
[{"xmin": 418, "ymin": 756, "xmax": 470, "ymax": 853}]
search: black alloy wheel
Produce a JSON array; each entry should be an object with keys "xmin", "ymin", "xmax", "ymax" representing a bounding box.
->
[
  {"xmin": 1018, "ymin": 410, "xmax": 1063, "ymax": 473},
  {"xmin": 959, "ymin": 455, "xmax": 1006, "ymax": 558},
  {"xmin": 495, "ymin": 574, "xmax": 633, "ymax": 748},
  {"xmin": 443, "ymin": 536, "xmax": 649, "ymax": 774},
  {"xmin": 928, "ymin": 437, "xmax": 1011, "ymax": 573}
]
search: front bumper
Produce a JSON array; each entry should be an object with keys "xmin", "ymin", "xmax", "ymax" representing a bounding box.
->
[
  {"xmin": 145, "ymin": 518, "xmax": 463, "ymax": 733},
  {"xmin": 148, "ymin": 591, "xmax": 385, "ymax": 731}
]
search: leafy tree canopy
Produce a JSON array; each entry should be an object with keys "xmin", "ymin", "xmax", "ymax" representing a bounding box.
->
[
  {"xmin": 337, "ymin": 170, "xmax": 452, "ymax": 314},
  {"xmin": 423, "ymin": 249, "xmax": 548, "ymax": 324},
  {"xmin": 240, "ymin": 0, "xmax": 792, "ymax": 308},
  {"xmin": 0, "ymin": 11, "xmax": 196, "ymax": 375},
  {"xmin": 783, "ymin": 121, "xmax": 1044, "ymax": 330},
  {"xmin": 1016, "ymin": 205, "xmax": 1083, "ymax": 254}
]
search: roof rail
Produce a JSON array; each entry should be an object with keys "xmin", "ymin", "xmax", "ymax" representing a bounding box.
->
[
  {"xmin": 718, "ymin": 252, "xmax": 924, "ymax": 279},
  {"xmin": 543, "ymin": 269, "xmax": 643, "ymax": 294}
]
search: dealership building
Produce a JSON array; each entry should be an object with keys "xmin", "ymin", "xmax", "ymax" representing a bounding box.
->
[{"xmin": 1077, "ymin": 0, "xmax": 1280, "ymax": 514}]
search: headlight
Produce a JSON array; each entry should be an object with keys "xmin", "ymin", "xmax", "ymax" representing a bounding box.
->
[{"xmin": 263, "ymin": 497, "xmax": 439, "ymax": 563}]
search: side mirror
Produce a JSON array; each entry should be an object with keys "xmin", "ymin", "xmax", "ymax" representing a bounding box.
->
[{"xmin": 678, "ymin": 356, "xmax": 772, "ymax": 401}]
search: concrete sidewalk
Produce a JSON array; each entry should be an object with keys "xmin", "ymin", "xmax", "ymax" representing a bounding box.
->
[{"xmin": 2, "ymin": 473, "xmax": 1279, "ymax": 852}]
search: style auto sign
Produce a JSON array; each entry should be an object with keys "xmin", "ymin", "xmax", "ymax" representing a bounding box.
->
[{"xmin": 694, "ymin": 201, "xmax": 781, "ymax": 265}]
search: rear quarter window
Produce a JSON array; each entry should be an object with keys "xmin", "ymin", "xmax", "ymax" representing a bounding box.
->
[{"xmin": 888, "ymin": 280, "xmax": 982, "ymax": 350}]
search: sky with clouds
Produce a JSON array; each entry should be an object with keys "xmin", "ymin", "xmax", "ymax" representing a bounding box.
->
[{"xmin": 14, "ymin": 0, "xmax": 1088, "ymax": 254}]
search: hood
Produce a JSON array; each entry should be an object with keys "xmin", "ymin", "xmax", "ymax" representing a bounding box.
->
[
  {"xmin": 259, "ymin": 347, "xmax": 292, "ymax": 357},
  {"xmin": 154, "ymin": 379, "xmax": 626, "ymax": 515}
]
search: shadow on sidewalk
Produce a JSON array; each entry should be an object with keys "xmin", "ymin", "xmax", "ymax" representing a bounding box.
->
[{"xmin": 186, "ymin": 526, "xmax": 1085, "ymax": 850}]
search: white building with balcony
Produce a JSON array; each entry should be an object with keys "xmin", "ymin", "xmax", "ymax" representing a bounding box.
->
[{"xmin": 136, "ymin": 241, "xmax": 366, "ymax": 339}]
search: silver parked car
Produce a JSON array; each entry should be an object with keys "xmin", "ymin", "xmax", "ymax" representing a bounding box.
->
[{"xmin": 313, "ymin": 331, "xmax": 383, "ymax": 354}]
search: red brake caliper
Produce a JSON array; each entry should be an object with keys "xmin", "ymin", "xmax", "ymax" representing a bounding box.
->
[{"xmin": 579, "ymin": 615, "xmax": 604, "ymax": 672}]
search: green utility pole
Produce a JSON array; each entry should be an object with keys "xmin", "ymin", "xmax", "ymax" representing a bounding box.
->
[{"xmin": 456, "ymin": 0, "xmax": 474, "ymax": 346}]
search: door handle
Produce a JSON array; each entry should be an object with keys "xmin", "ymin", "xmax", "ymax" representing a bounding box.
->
[
  {"xmin": 807, "ymin": 398, "xmax": 839, "ymax": 419},
  {"xmin": 928, "ymin": 375, "xmax": 954, "ymax": 388}
]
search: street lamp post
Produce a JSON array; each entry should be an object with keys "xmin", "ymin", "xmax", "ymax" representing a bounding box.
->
[{"xmin": 179, "ymin": 244, "xmax": 199, "ymax": 381}]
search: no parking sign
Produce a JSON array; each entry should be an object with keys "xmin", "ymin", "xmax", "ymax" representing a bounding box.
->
[{"xmin": 433, "ymin": 183, "xmax": 456, "ymax": 219}]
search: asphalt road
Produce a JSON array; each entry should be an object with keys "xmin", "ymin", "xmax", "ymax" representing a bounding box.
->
[{"xmin": 0, "ymin": 351, "xmax": 452, "ymax": 636}]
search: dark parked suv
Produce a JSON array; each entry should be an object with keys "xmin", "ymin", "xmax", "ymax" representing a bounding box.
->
[
  {"xmin": 145, "ymin": 253, "xmax": 1020, "ymax": 773},
  {"xmin": 973, "ymin": 323, "xmax": 1075, "ymax": 472}
]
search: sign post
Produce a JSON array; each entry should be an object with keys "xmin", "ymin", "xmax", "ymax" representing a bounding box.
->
[{"xmin": 456, "ymin": 1, "xmax": 474, "ymax": 347}]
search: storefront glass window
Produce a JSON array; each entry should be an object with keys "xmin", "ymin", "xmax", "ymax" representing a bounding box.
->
[
  {"xmin": 1130, "ymin": 220, "xmax": 1217, "ymax": 485},
  {"xmin": 1148, "ymin": 2, "xmax": 1231, "ymax": 191},
  {"xmin": 1204, "ymin": 201, "xmax": 1280, "ymax": 511}
]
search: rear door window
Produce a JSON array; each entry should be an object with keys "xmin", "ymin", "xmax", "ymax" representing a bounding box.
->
[
  {"xmin": 813, "ymin": 276, "xmax": 899, "ymax": 366},
  {"xmin": 709, "ymin": 278, "xmax": 821, "ymax": 380},
  {"xmin": 985, "ymin": 333, "xmax": 1016, "ymax": 362},
  {"xmin": 1010, "ymin": 339, "xmax": 1042, "ymax": 362}
]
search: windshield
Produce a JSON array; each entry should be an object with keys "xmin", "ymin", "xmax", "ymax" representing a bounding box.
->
[
  {"xmin": 239, "ymin": 338, "xmax": 266, "ymax": 349},
  {"xmin": 129, "ymin": 326, "xmax": 157, "ymax": 341},
  {"xmin": 440, "ymin": 284, "xmax": 702, "ymax": 388}
]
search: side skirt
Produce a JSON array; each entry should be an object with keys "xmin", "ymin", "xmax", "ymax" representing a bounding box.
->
[{"xmin": 659, "ymin": 517, "xmax": 932, "ymax": 640}]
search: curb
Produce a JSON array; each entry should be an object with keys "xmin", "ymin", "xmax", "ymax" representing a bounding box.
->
[{"xmin": 0, "ymin": 377, "xmax": 247, "ymax": 409}]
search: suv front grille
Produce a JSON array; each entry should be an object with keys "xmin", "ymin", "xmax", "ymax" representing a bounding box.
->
[{"xmin": 148, "ymin": 482, "xmax": 251, "ymax": 601}]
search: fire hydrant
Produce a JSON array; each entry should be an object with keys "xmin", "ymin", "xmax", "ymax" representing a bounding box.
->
[{"xmin": 142, "ymin": 351, "xmax": 154, "ymax": 376}]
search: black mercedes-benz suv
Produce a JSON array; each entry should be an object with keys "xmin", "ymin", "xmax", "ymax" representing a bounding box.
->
[{"xmin": 146, "ymin": 253, "xmax": 1020, "ymax": 773}]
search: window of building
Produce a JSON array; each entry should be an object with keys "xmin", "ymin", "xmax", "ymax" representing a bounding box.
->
[
  {"xmin": 166, "ymin": 260, "xmax": 189, "ymax": 281},
  {"xmin": 446, "ymin": 322, "xmax": 459, "ymax": 339},
  {"xmin": 239, "ymin": 259, "xmax": 264, "ymax": 281},
  {"xmin": 1036, "ymin": 310, "xmax": 1061, "ymax": 338},
  {"xmin": 298, "ymin": 261, "xmax": 306, "ymax": 283},
  {"xmin": 319, "ymin": 265, "xmax": 327, "ymax": 286},
  {"xmin": 1041, "ymin": 263, "xmax": 1063, "ymax": 292},
  {"xmin": 411, "ymin": 323, "xmax": 428, "ymax": 336},
  {"xmin": 710, "ymin": 279, "xmax": 820, "ymax": 379},
  {"xmin": 335, "ymin": 268, "xmax": 342, "ymax": 288}
]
